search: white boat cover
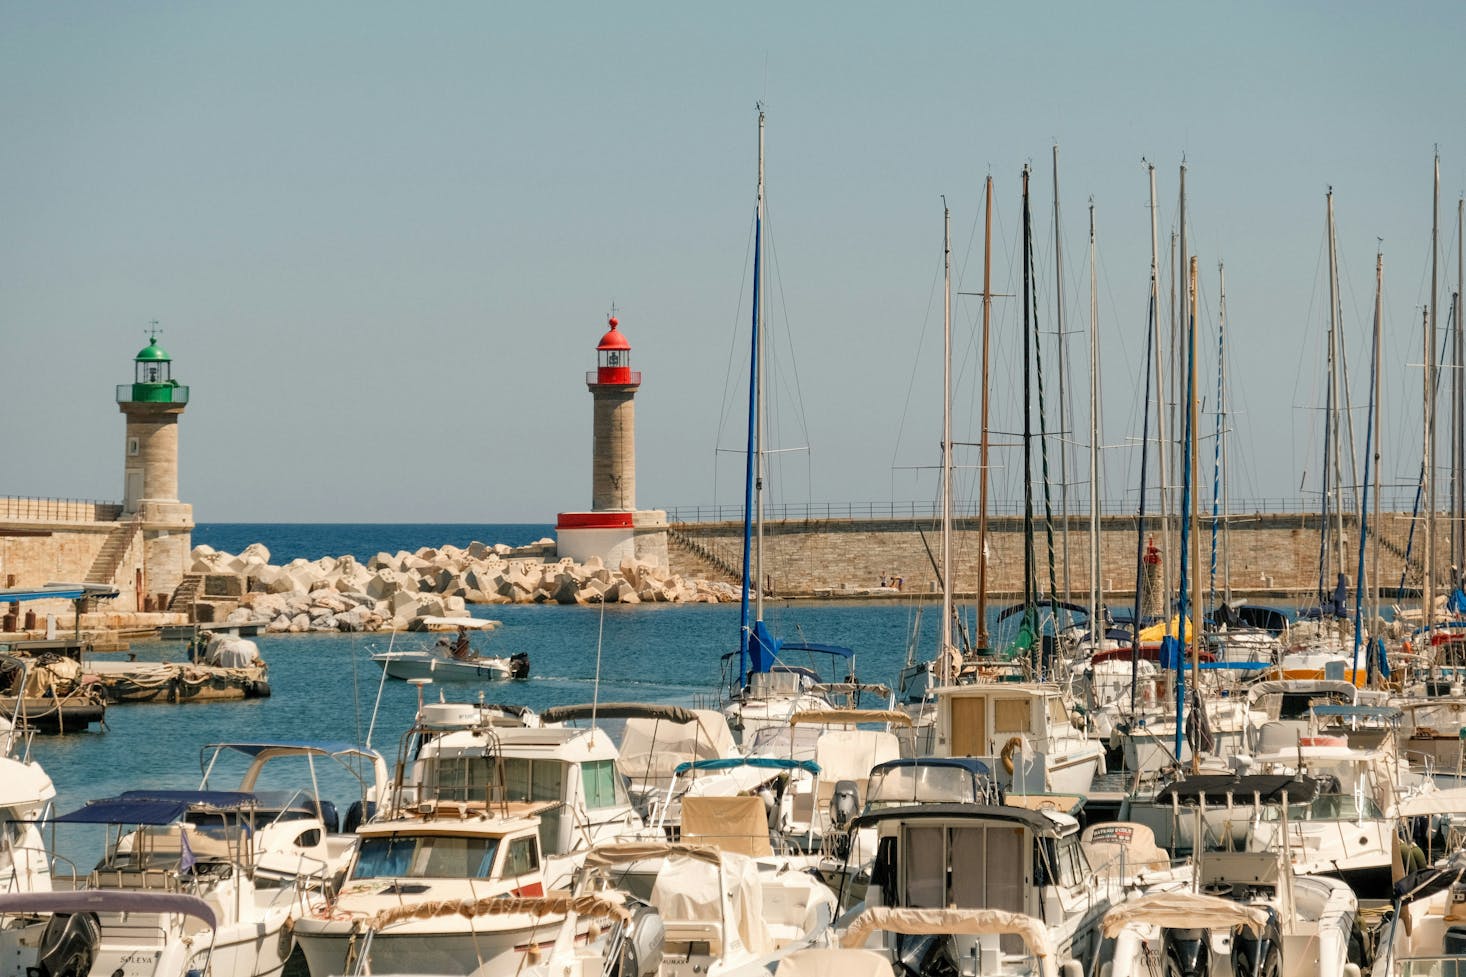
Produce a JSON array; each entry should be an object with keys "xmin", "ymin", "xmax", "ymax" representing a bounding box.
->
[
  {"xmin": 1395, "ymin": 787, "xmax": 1466, "ymax": 816},
  {"xmin": 620, "ymin": 710, "xmax": 739, "ymax": 783},
  {"xmin": 1081, "ymin": 822, "xmax": 1172, "ymax": 879},
  {"xmin": 206, "ymin": 635, "xmax": 261, "ymax": 667},
  {"xmin": 1100, "ymin": 892, "xmax": 1270, "ymax": 938},
  {"xmin": 814, "ymin": 730, "xmax": 902, "ymax": 784},
  {"xmin": 364, "ymin": 892, "xmax": 631, "ymax": 931},
  {"xmin": 649, "ymin": 848, "xmax": 769, "ymax": 955},
  {"xmin": 681, "ymin": 795, "xmax": 772, "ymax": 857},
  {"xmin": 840, "ymin": 906, "xmax": 1053, "ymax": 959}
]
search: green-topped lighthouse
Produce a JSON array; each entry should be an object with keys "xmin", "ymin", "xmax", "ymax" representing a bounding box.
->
[{"xmin": 116, "ymin": 327, "xmax": 194, "ymax": 601}]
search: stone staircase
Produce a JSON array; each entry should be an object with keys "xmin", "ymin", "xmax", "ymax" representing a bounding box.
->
[
  {"xmin": 85, "ymin": 516, "xmax": 141, "ymax": 585},
  {"xmin": 668, "ymin": 528, "xmax": 742, "ymax": 586},
  {"xmin": 170, "ymin": 573, "xmax": 205, "ymax": 618}
]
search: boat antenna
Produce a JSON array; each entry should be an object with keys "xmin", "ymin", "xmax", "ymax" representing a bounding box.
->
[
  {"xmin": 590, "ymin": 594, "xmax": 607, "ymax": 747},
  {"xmin": 364, "ymin": 629, "xmax": 397, "ymax": 750}
]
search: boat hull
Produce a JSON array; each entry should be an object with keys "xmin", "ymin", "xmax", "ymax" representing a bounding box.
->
[
  {"xmin": 372, "ymin": 654, "xmax": 512, "ymax": 682},
  {"xmin": 295, "ymin": 915, "xmax": 569, "ymax": 977}
]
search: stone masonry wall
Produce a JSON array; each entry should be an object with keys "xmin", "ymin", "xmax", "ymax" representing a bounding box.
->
[{"xmin": 672, "ymin": 511, "xmax": 1446, "ymax": 598}]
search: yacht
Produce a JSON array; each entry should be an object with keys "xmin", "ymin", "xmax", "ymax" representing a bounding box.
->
[{"xmin": 930, "ymin": 683, "xmax": 1104, "ymax": 794}]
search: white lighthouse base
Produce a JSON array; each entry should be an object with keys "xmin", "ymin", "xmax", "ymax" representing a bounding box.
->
[{"xmin": 555, "ymin": 509, "xmax": 668, "ymax": 570}]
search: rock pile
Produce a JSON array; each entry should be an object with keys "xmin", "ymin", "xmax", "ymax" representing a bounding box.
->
[{"xmin": 190, "ymin": 539, "xmax": 738, "ymax": 634}]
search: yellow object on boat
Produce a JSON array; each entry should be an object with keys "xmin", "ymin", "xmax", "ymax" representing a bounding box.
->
[{"xmin": 1136, "ymin": 615, "xmax": 1193, "ymax": 644}]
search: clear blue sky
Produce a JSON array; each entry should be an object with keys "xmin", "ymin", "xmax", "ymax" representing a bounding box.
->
[{"xmin": 4, "ymin": 2, "xmax": 1464, "ymax": 522}]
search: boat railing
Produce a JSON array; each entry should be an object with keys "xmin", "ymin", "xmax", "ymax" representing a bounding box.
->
[{"xmin": 1401, "ymin": 957, "xmax": 1466, "ymax": 977}]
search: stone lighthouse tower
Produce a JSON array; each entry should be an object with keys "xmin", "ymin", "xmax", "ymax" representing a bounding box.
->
[
  {"xmin": 117, "ymin": 330, "xmax": 194, "ymax": 601},
  {"xmin": 555, "ymin": 313, "xmax": 667, "ymax": 569}
]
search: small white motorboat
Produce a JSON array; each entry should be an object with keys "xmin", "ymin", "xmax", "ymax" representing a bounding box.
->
[{"xmin": 372, "ymin": 636, "xmax": 528, "ymax": 682}]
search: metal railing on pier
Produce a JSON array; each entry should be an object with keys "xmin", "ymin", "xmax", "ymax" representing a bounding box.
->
[{"xmin": 0, "ymin": 496, "xmax": 124, "ymax": 523}]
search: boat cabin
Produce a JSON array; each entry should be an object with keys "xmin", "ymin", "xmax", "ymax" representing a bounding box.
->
[
  {"xmin": 851, "ymin": 803, "xmax": 1107, "ymax": 973},
  {"xmin": 346, "ymin": 809, "xmax": 547, "ymax": 898},
  {"xmin": 933, "ymin": 684, "xmax": 1102, "ymax": 794}
]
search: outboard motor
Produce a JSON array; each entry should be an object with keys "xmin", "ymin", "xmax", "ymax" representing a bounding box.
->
[
  {"xmin": 37, "ymin": 912, "xmax": 100, "ymax": 977},
  {"xmin": 829, "ymin": 780, "xmax": 859, "ymax": 830},
  {"xmin": 612, "ymin": 902, "xmax": 664, "ymax": 977},
  {"xmin": 509, "ymin": 652, "xmax": 531, "ymax": 679},
  {"xmin": 1162, "ymin": 927, "xmax": 1209, "ymax": 977},
  {"xmin": 895, "ymin": 933, "xmax": 959, "ymax": 977},
  {"xmin": 1232, "ymin": 907, "xmax": 1282, "ymax": 977}
]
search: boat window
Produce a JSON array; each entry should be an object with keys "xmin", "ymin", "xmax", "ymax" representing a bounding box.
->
[
  {"xmin": 1053, "ymin": 838, "xmax": 1086, "ymax": 889},
  {"xmin": 504, "ymin": 836, "xmax": 539, "ymax": 877},
  {"xmin": 494, "ymin": 758, "xmax": 565, "ymax": 805},
  {"xmin": 351, "ymin": 834, "xmax": 500, "ymax": 880},
  {"xmin": 581, "ymin": 760, "xmax": 627, "ymax": 810},
  {"xmin": 867, "ymin": 765, "xmax": 976, "ymax": 808},
  {"xmin": 903, "ymin": 824, "xmax": 1028, "ymax": 954},
  {"xmin": 1257, "ymin": 795, "xmax": 1384, "ymax": 822},
  {"xmin": 903, "ymin": 826, "xmax": 945, "ymax": 908},
  {"xmin": 994, "ymin": 699, "xmax": 1031, "ymax": 733}
]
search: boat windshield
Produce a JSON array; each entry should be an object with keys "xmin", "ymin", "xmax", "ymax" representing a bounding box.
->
[
  {"xmin": 1402, "ymin": 958, "xmax": 1466, "ymax": 977},
  {"xmin": 352, "ymin": 833, "xmax": 500, "ymax": 880},
  {"xmin": 866, "ymin": 766, "xmax": 980, "ymax": 809},
  {"xmin": 746, "ymin": 726, "xmax": 821, "ymax": 762},
  {"xmin": 1257, "ymin": 794, "xmax": 1384, "ymax": 822},
  {"xmin": 748, "ymin": 669, "xmax": 815, "ymax": 699}
]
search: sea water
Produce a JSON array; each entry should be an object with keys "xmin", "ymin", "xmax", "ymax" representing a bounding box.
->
[{"xmin": 29, "ymin": 523, "xmax": 942, "ymax": 868}]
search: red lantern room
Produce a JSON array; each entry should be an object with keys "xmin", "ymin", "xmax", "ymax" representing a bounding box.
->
[{"xmin": 595, "ymin": 316, "xmax": 636, "ymax": 385}]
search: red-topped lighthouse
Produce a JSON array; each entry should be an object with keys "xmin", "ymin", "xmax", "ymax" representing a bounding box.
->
[
  {"xmin": 556, "ymin": 312, "xmax": 668, "ymax": 569},
  {"xmin": 589, "ymin": 315, "xmax": 639, "ymax": 510}
]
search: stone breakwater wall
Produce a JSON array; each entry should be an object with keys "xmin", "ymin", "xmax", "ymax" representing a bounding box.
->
[
  {"xmin": 191, "ymin": 538, "xmax": 738, "ymax": 633},
  {"xmin": 669, "ymin": 511, "xmax": 1444, "ymax": 598}
]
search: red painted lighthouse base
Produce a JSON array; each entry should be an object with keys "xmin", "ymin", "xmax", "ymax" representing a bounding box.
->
[{"xmin": 554, "ymin": 509, "xmax": 668, "ymax": 569}]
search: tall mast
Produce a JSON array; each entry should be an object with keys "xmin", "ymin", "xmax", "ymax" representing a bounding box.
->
[
  {"xmin": 940, "ymin": 201, "xmax": 954, "ymax": 682},
  {"xmin": 1218, "ymin": 262, "xmax": 1231, "ymax": 601},
  {"xmin": 1088, "ymin": 200, "xmax": 1101, "ymax": 645},
  {"xmin": 737, "ymin": 106, "xmax": 765, "ymax": 685},
  {"xmin": 1427, "ymin": 153, "xmax": 1440, "ymax": 629},
  {"xmin": 1188, "ymin": 255, "xmax": 1203, "ymax": 772},
  {"xmin": 755, "ymin": 108, "xmax": 767, "ymax": 623},
  {"xmin": 1373, "ymin": 248, "xmax": 1384, "ymax": 627},
  {"xmin": 1022, "ymin": 166, "xmax": 1037, "ymax": 637},
  {"xmin": 1152, "ymin": 169, "xmax": 1172, "ymax": 628},
  {"xmin": 1053, "ymin": 145, "xmax": 1072, "ymax": 601},
  {"xmin": 1455, "ymin": 199, "xmax": 1464, "ymax": 586},
  {"xmin": 1326, "ymin": 190, "xmax": 1346, "ymax": 583},
  {"xmin": 977, "ymin": 176, "xmax": 994, "ymax": 650},
  {"xmin": 1354, "ymin": 248, "xmax": 1383, "ymax": 679}
]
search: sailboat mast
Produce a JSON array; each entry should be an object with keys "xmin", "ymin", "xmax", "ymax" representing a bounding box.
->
[
  {"xmin": 1374, "ymin": 249, "xmax": 1384, "ymax": 627},
  {"xmin": 977, "ymin": 176, "xmax": 994, "ymax": 650},
  {"xmin": 1327, "ymin": 190, "xmax": 1347, "ymax": 583},
  {"xmin": 1088, "ymin": 200, "xmax": 1101, "ymax": 643},
  {"xmin": 1456, "ymin": 198, "xmax": 1464, "ymax": 584},
  {"xmin": 1428, "ymin": 152, "xmax": 1440, "ymax": 629},
  {"xmin": 1218, "ymin": 262, "xmax": 1231, "ymax": 601},
  {"xmin": 755, "ymin": 110, "xmax": 767, "ymax": 623},
  {"xmin": 941, "ymin": 202, "xmax": 954, "ymax": 681},
  {"xmin": 737, "ymin": 108, "xmax": 764, "ymax": 681},
  {"xmin": 1022, "ymin": 166, "xmax": 1037, "ymax": 631},
  {"xmin": 1151, "ymin": 168, "xmax": 1171, "ymax": 623},
  {"xmin": 1054, "ymin": 145, "xmax": 1072, "ymax": 602},
  {"xmin": 1354, "ymin": 249, "xmax": 1383, "ymax": 679},
  {"xmin": 1188, "ymin": 255, "xmax": 1203, "ymax": 773}
]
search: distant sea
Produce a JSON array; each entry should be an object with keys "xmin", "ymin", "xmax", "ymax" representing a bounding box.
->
[{"xmin": 193, "ymin": 523, "xmax": 555, "ymax": 565}]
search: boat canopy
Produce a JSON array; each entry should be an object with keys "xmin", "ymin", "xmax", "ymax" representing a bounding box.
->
[
  {"xmin": 1101, "ymin": 891, "xmax": 1270, "ymax": 937},
  {"xmin": 365, "ymin": 891, "xmax": 632, "ymax": 931},
  {"xmin": 870, "ymin": 757, "xmax": 993, "ymax": 777},
  {"xmin": 0, "ymin": 890, "xmax": 217, "ymax": 928},
  {"xmin": 540, "ymin": 702, "xmax": 699, "ymax": 725},
  {"xmin": 674, "ymin": 756, "xmax": 819, "ymax": 776},
  {"xmin": 54, "ymin": 789, "xmax": 259, "ymax": 824},
  {"xmin": 848, "ymin": 802, "xmax": 1064, "ymax": 837},
  {"xmin": 582, "ymin": 841, "xmax": 723, "ymax": 868},
  {"xmin": 840, "ymin": 906, "xmax": 1055, "ymax": 963},
  {"xmin": 1245, "ymin": 679, "xmax": 1357, "ymax": 702},
  {"xmin": 789, "ymin": 709, "xmax": 913, "ymax": 728},
  {"xmin": 779, "ymin": 642, "xmax": 854, "ymax": 659}
]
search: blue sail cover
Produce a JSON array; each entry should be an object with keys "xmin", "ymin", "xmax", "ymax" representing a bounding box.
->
[
  {"xmin": 1158, "ymin": 634, "xmax": 1184, "ymax": 670},
  {"xmin": 1450, "ymin": 588, "xmax": 1466, "ymax": 615},
  {"xmin": 749, "ymin": 619, "xmax": 780, "ymax": 675}
]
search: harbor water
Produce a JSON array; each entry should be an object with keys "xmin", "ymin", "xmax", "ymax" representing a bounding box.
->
[{"xmin": 31, "ymin": 525, "xmax": 943, "ymax": 867}]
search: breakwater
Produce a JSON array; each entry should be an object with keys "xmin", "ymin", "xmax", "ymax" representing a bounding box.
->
[{"xmin": 670, "ymin": 510, "xmax": 1449, "ymax": 600}]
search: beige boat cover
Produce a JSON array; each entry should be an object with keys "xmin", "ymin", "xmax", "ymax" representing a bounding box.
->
[
  {"xmin": 365, "ymin": 891, "xmax": 631, "ymax": 930},
  {"xmin": 789, "ymin": 709, "xmax": 914, "ymax": 728},
  {"xmin": 1081, "ymin": 822, "xmax": 1172, "ymax": 879},
  {"xmin": 582, "ymin": 841, "xmax": 722, "ymax": 869},
  {"xmin": 681, "ymin": 795, "xmax": 772, "ymax": 857},
  {"xmin": 1100, "ymin": 892, "xmax": 1270, "ymax": 938},
  {"xmin": 840, "ymin": 906, "xmax": 1053, "ymax": 958},
  {"xmin": 773, "ymin": 948, "xmax": 894, "ymax": 977},
  {"xmin": 620, "ymin": 710, "xmax": 739, "ymax": 784}
]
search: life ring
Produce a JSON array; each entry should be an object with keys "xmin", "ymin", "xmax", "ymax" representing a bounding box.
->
[{"xmin": 1000, "ymin": 736, "xmax": 1025, "ymax": 776}]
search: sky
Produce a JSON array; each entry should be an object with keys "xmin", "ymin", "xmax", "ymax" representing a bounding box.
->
[{"xmin": 4, "ymin": 2, "xmax": 1465, "ymax": 523}]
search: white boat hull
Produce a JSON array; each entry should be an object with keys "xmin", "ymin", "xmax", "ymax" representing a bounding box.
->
[{"xmin": 372, "ymin": 652, "xmax": 512, "ymax": 682}]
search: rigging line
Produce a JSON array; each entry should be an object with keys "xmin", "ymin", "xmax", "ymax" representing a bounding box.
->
[
  {"xmin": 889, "ymin": 238, "xmax": 945, "ymax": 499},
  {"xmin": 1030, "ymin": 201, "xmax": 1062, "ymax": 620},
  {"xmin": 713, "ymin": 210, "xmax": 760, "ymax": 510},
  {"xmin": 762, "ymin": 199, "xmax": 816, "ymax": 469}
]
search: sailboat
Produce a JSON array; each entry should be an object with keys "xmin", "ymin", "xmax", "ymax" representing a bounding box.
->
[{"xmin": 722, "ymin": 107, "xmax": 853, "ymax": 744}]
